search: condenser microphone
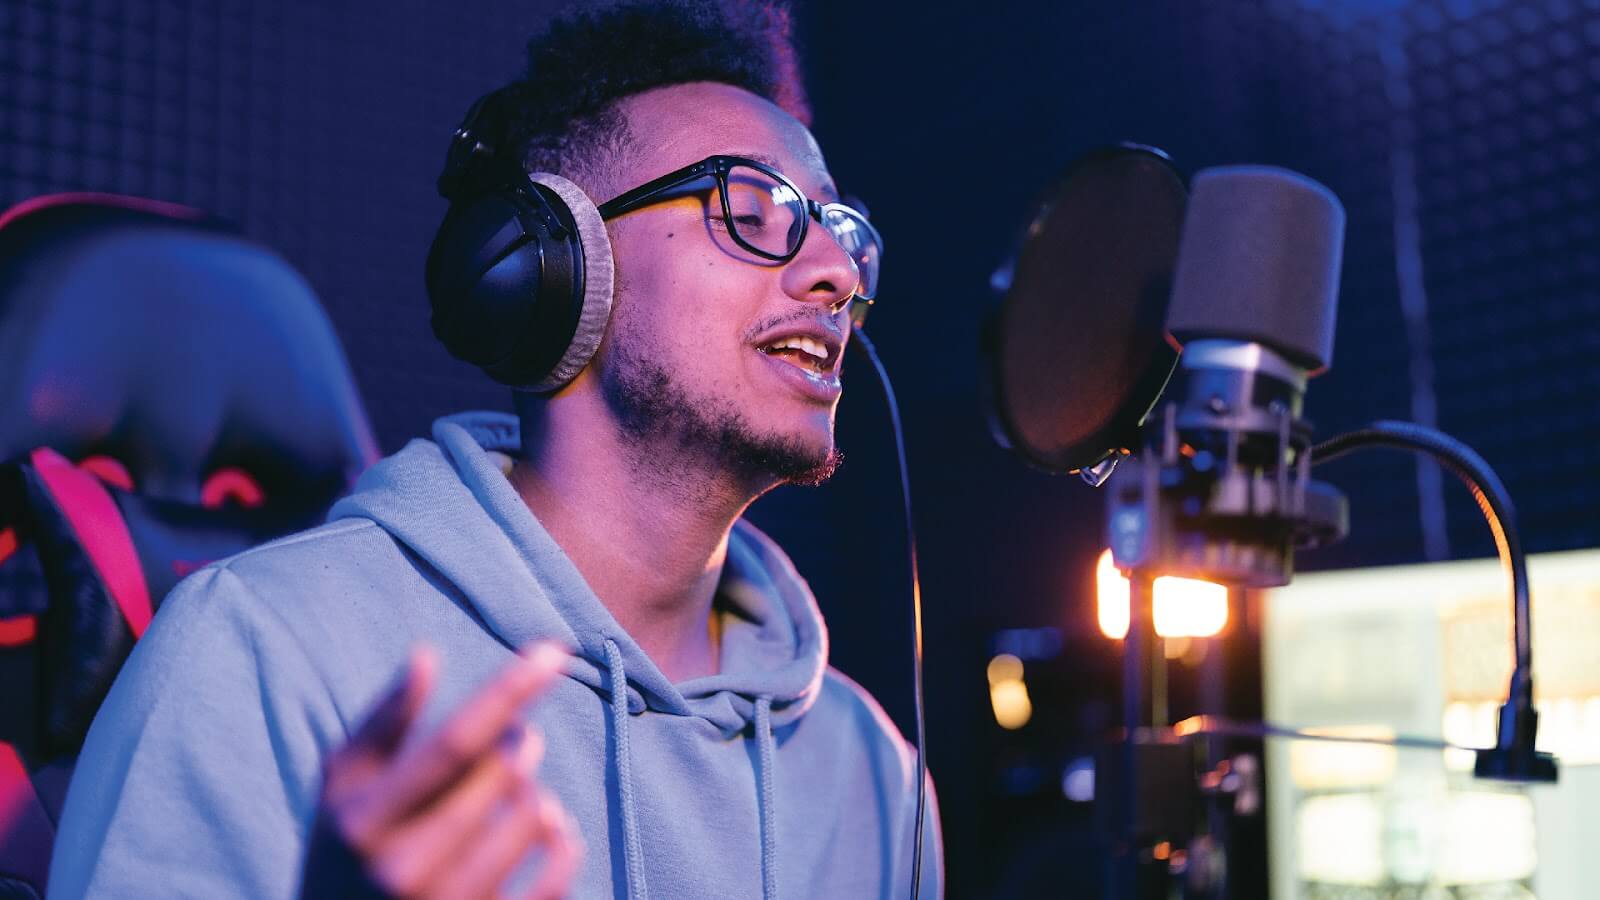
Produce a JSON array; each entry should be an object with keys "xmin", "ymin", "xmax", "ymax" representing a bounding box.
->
[
  {"xmin": 983, "ymin": 154, "xmax": 1351, "ymax": 586},
  {"xmin": 1166, "ymin": 165, "xmax": 1343, "ymax": 374},
  {"xmin": 1112, "ymin": 165, "xmax": 1350, "ymax": 588}
]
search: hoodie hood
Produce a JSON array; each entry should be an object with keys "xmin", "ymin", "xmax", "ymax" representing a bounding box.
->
[{"xmin": 328, "ymin": 411, "xmax": 828, "ymax": 736}]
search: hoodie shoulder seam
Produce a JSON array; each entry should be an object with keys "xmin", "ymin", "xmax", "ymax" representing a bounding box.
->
[
  {"xmin": 221, "ymin": 517, "xmax": 380, "ymax": 563},
  {"xmin": 208, "ymin": 563, "xmax": 345, "ymax": 732}
]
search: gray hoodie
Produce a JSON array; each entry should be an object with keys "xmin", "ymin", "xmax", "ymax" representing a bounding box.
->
[{"xmin": 50, "ymin": 411, "xmax": 943, "ymax": 899}]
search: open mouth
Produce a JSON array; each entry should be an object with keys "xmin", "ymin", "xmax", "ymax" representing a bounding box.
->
[{"xmin": 757, "ymin": 334, "xmax": 838, "ymax": 375}]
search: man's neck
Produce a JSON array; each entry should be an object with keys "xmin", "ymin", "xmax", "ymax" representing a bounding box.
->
[{"xmin": 509, "ymin": 416, "xmax": 759, "ymax": 683}]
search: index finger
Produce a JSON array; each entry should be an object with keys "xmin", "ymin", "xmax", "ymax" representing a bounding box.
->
[
  {"xmin": 371, "ymin": 642, "xmax": 568, "ymax": 820},
  {"xmin": 348, "ymin": 645, "xmax": 438, "ymax": 757}
]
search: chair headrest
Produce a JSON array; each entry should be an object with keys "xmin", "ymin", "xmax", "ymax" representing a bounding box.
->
[{"xmin": 0, "ymin": 194, "xmax": 378, "ymax": 504}]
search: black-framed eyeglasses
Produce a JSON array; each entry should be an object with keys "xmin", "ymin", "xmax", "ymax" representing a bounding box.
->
[{"xmin": 595, "ymin": 155, "xmax": 883, "ymax": 309}]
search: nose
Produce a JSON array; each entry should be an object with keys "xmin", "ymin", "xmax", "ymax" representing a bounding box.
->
[{"xmin": 779, "ymin": 213, "xmax": 860, "ymax": 315}]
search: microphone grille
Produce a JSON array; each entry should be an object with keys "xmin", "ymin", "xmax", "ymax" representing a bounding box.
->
[{"xmin": 1166, "ymin": 166, "xmax": 1345, "ymax": 372}]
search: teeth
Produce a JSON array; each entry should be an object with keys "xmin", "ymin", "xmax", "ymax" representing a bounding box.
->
[{"xmin": 766, "ymin": 336, "xmax": 829, "ymax": 362}]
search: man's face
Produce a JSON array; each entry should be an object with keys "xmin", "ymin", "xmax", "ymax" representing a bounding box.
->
[{"xmin": 593, "ymin": 82, "xmax": 860, "ymax": 488}]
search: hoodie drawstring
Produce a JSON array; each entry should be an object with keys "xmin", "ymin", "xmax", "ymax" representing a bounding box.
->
[
  {"xmin": 605, "ymin": 639, "xmax": 649, "ymax": 900},
  {"xmin": 602, "ymin": 638, "xmax": 780, "ymax": 900},
  {"xmin": 755, "ymin": 695, "xmax": 777, "ymax": 900}
]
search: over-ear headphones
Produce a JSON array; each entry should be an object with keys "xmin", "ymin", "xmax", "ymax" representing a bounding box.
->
[{"xmin": 425, "ymin": 87, "xmax": 616, "ymax": 392}]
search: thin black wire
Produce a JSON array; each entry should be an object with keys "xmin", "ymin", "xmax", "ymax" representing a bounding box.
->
[
  {"xmin": 1311, "ymin": 420, "xmax": 1531, "ymax": 685},
  {"xmin": 849, "ymin": 328, "xmax": 928, "ymax": 900}
]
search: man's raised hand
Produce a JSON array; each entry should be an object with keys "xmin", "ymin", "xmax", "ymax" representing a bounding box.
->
[{"xmin": 301, "ymin": 643, "xmax": 582, "ymax": 900}]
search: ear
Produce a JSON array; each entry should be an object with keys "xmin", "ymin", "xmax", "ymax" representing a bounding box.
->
[{"xmin": 526, "ymin": 172, "xmax": 615, "ymax": 391}]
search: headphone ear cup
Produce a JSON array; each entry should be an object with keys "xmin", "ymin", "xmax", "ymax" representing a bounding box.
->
[
  {"xmin": 426, "ymin": 191, "xmax": 551, "ymax": 378},
  {"xmin": 425, "ymin": 174, "xmax": 612, "ymax": 391},
  {"xmin": 526, "ymin": 172, "xmax": 614, "ymax": 391}
]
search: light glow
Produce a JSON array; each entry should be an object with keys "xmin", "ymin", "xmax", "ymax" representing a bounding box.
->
[
  {"xmin": 1295, "ymin": 794, "xmax": 1385, "ymax": 886},
  {"xmin": 1095, "ymin": 549, "xmax": 1230, "ymax": 639},
  {"xmin": 986, "ymin": 653, "xmax": 1033, "ymax": 730}
]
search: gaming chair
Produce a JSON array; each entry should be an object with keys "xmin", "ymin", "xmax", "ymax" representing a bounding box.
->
[{"xmin": 0, "ymin": 194, "xmax": 379, "ymax": 897}]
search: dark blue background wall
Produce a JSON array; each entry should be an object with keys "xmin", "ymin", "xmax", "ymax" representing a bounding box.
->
[{"xmin": 4, "ymin": 0, "xmax": 1597, "ymax": 895}]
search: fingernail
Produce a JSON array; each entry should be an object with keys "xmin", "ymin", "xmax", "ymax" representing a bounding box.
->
[
  {"xmin": 518, "ymin": 727, "xmax": 545, "ymax": 770},
  {"xmin": 542, "ymin": 798, "xmax": 566, "ymax": 831},
  {"xmin": 521, "ymin": 641, "xmax": 570, "ymax": 673},
  {"xmin": 404, "ymin": 645, "xmax": 436, "ymax": 681}
]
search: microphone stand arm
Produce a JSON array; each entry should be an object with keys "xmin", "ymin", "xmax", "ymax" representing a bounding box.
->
[{"xmin": 1311, "ymin": 421, "xmax": 1556, "ymax": 783}]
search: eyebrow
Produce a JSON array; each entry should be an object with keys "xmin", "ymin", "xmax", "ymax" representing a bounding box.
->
[{"xmin": 736, "ymin": 151, "xmax": 841, "ymax": 203}]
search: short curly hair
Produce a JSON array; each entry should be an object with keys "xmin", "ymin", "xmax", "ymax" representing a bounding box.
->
[{"xmin": 507, "ymin": 0, "xmax": 810, "ymax": 194}]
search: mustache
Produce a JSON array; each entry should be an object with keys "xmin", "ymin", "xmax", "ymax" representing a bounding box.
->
[{"xmin": 743, "ymin": 309, "xmax": 847, "ymax": 343}]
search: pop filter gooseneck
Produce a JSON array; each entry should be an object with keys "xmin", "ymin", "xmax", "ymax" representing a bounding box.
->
[{"xmin": 985, "ymin": 145, "xmax": 1188, "ymax": 480}]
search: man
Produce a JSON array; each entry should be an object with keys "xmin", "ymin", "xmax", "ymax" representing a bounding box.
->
[{"xmin": 49, "ymin": 2, "xmax": 942, "ymax": 898}]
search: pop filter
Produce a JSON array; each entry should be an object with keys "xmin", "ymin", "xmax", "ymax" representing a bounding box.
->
[{"xmin": 985, "ymin": 145, "xmax": 1187, "ymax": 477}]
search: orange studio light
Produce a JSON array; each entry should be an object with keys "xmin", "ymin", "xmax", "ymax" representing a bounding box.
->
[{"xmin": 1095, "ymin": 549, "xmax": 1229, "ymax": 639}]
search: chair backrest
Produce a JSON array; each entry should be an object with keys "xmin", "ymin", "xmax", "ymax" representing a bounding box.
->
[{"xmin": 0, "ymin": 194, "xmax": 380, "ymax": 897}]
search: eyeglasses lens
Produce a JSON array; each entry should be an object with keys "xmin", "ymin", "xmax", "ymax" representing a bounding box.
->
[
  {"xmin": 823, "ymin": 206, "xmax": 880, "ymax": 300},
  {"xmin": 720, "ymin": 165, "xmax": 881, "ymax": 303},
  {"xmin": 722, "ymin": 166, "xmax": 805, "ymax": 258}
]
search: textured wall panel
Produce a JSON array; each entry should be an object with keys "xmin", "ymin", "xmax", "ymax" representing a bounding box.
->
[{"xmin": 0, "ymin": 0, "xmax": 571, "ymax": 451}]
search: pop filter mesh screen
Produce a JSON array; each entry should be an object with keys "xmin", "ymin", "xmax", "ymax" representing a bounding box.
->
[{"xmin": 995, "ymin": 151, "xmax": 1186, "ymax": 470}]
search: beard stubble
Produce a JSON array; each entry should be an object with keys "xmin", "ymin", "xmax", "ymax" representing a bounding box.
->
[{"xmin": 598, "ymin": 323, "xmax": 842, "ymax": 489}]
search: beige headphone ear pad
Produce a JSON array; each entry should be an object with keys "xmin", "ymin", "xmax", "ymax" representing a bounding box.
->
[{"xmin": 525, "ymin": 172, "xmax": 615, "ymax": 391}]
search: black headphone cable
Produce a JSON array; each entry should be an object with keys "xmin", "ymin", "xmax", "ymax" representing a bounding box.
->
[{"xmin": 849, "ymin": 328, "xmax": 927, "ymax": 900}]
